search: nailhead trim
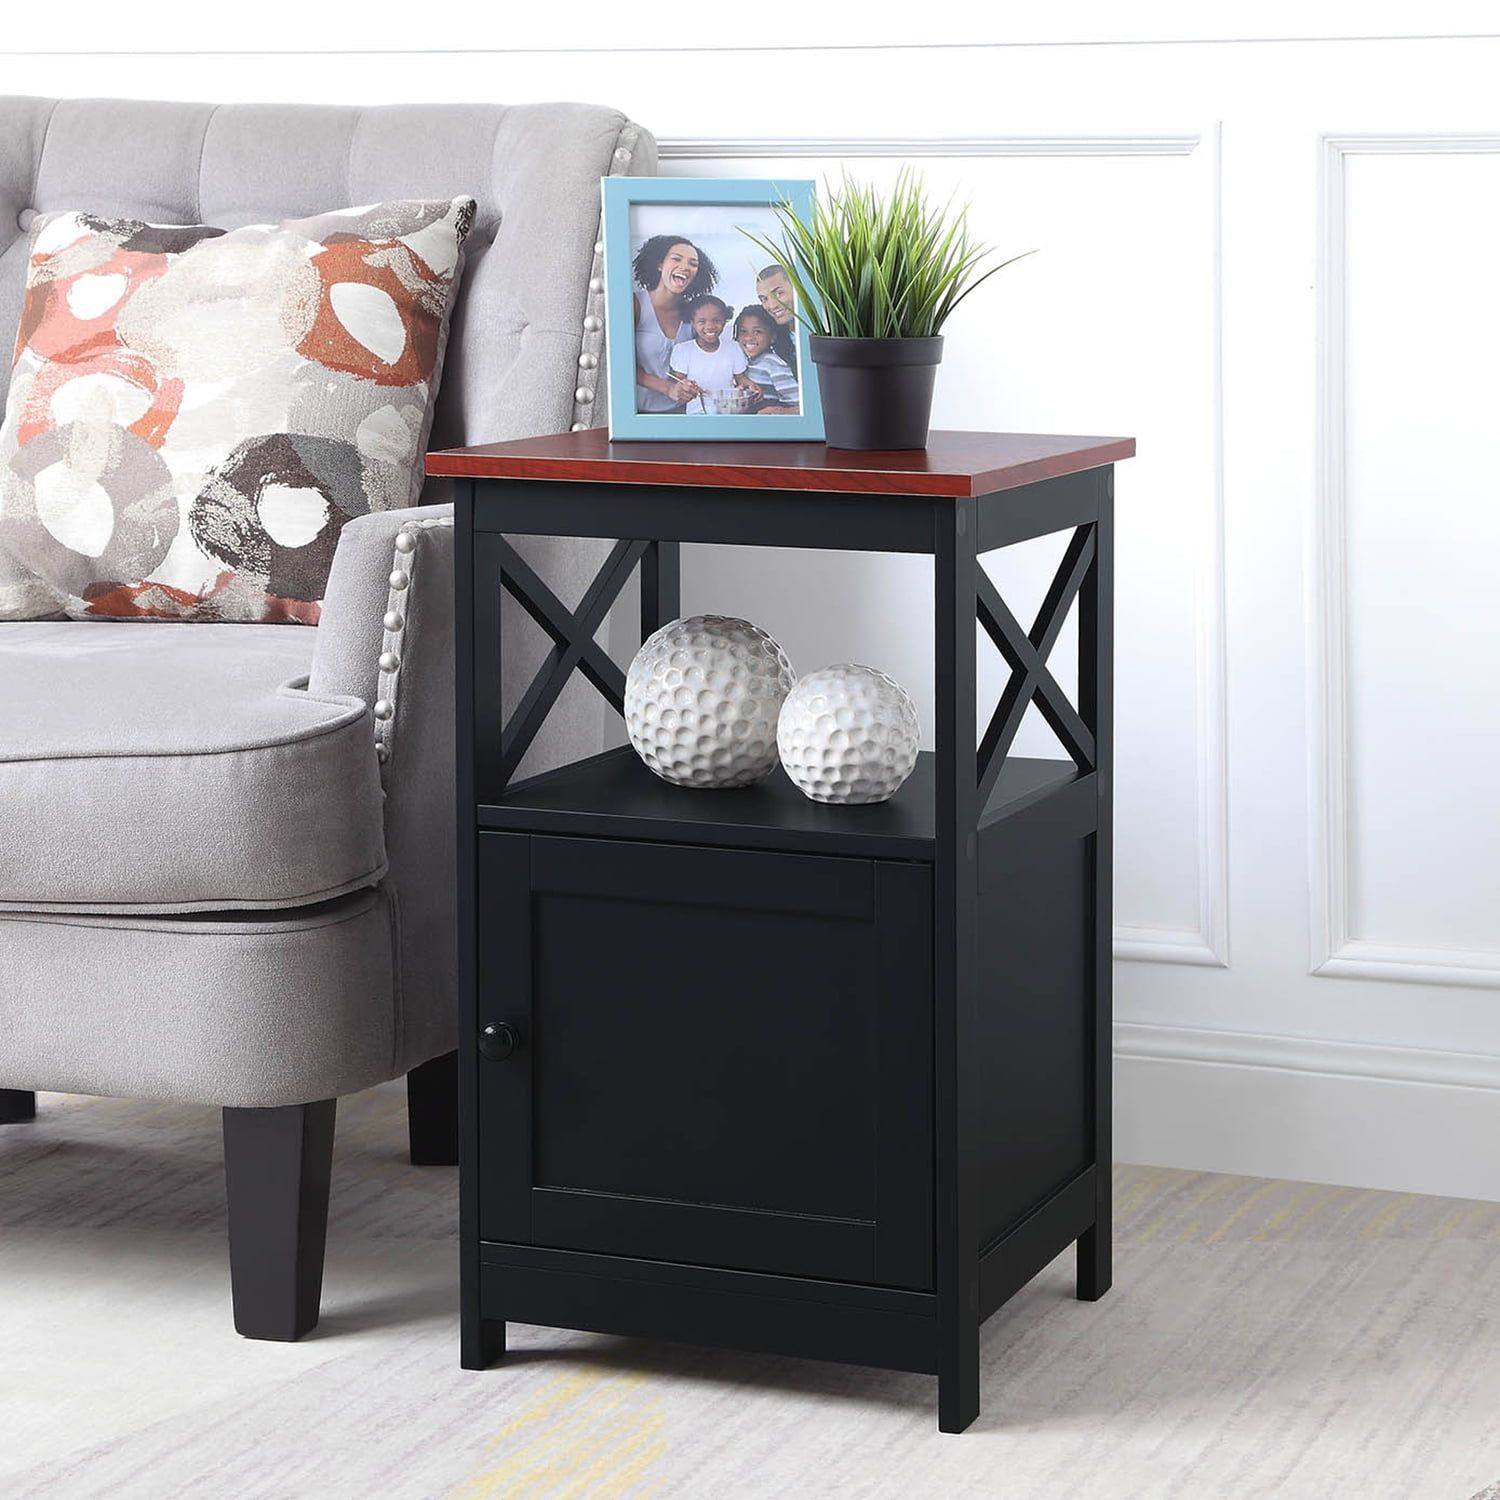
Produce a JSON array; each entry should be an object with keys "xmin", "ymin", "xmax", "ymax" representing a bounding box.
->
[
  {"xmin": 568, "ymin": 120, "xmax": 643, "ymax": 433},
  {"xmin": 371, "ymin": 516, "xmax": 453, "ymax": 776}
]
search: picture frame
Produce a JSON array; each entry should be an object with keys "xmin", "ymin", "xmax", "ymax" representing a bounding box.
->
[{"xmin": 601, "ymin": 177, "xmax": 824, "ymax": 442}]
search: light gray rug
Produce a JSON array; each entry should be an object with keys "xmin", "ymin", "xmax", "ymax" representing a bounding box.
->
[{"xmin": 2, "ymin": 1086, "xmax": 1498, "ymax": 1499}]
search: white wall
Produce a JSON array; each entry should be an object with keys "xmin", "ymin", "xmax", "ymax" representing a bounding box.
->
[{"xmin": 7, "ymin": 7, "xmax": 1500, "ymax": 1198}]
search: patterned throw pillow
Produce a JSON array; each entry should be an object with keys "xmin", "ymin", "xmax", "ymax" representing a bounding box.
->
[{"xmin": 0, "ymin": 197, "xmax": 475, "ymax": 622}]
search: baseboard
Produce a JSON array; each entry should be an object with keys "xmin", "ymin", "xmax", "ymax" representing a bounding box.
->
[{"xmin": 1114, "ymin": 1021, "xmax": 1500, "ymax": 1202}]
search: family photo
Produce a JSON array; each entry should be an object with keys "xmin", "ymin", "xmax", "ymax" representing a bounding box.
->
[
  {"xmin": 601, "ymin": 179, "xmax": 824, "ymax": 440},
  {"xmin": 631, "ymin": 207, "xmax": 801, "ymax": 417}
]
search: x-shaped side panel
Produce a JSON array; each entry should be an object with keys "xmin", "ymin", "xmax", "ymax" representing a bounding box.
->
[
  {"xmin": 496, "ymin": 536, "xmax": 648, "ymax": 782},
  {"xmin": 976, "ymin": 525, "xmax": 1097, "ymax": 811}
]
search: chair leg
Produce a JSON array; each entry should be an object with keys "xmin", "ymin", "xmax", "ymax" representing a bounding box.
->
[
  {"xmin": 222, "ymin": 1099, "xmax": 336, "ymax": 1341},
  {"xmin": 407, "ymin": 1049, "xmax": 458, "ymax": 1166},
  {"xmin": 0, "ymin": 1089, "xmax": 36, "ymax": 1123}
]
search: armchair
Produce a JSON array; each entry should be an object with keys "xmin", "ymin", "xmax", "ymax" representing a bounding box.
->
[{"xmin": 0, "ymin": 97, "xmax": 654, "ymax": 1338}]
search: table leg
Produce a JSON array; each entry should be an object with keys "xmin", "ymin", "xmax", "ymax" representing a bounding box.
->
[{"xmin": 934, "ymin": 497, "xmax": 980, "ymax": 1434}]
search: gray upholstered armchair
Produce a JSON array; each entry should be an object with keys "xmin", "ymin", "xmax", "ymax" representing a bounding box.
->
[{"xmin": 0, "ymin": 98, "xmax": 652, "ymax": 1339}]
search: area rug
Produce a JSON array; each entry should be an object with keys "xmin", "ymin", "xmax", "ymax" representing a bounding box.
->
[{"xmin": 2, "ymin": 1087, "xmax": 1498, "ymax": 1499}]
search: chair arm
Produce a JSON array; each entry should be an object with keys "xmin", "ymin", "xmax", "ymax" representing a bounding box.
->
[
  {"xmin": 310, "ymin": 505, "xmax": 455, "ymax": 1073},
  {"xmin": 309, "ymin": 504, "xmax": 453, "ymax": 732}
]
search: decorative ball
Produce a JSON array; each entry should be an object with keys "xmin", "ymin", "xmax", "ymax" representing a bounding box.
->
[
  {"xmin": 625, "ymin": 615, "xmax": 796, "ymax": 789},
  {"xmin": 777, "ymin": 664, "xmax": 921, "ymax": 805}
]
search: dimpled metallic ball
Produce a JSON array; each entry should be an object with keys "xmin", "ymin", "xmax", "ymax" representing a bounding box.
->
[
  {"xmin": 777, "ymin": 664, "xmax": 921, "ymax": 805},
  {"xmin": 625, "ymin": 615, "xmax": 797, "ymax": 788}
]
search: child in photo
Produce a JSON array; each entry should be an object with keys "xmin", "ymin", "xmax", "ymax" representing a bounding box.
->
[
  {"xmin": 668, "ymin": 297, "xmax": 758, "ymax": 414},
  {"xmin": 733, "ymin": 306, "xmax": 800, "ymax": 415}
]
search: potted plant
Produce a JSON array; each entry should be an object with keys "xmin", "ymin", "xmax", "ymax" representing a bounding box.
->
[{"xmin": 745, "ymin": 171, "xmax": 1032, "ymax": 450}]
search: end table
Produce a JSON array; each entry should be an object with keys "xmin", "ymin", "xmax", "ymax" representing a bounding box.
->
[{"xmin": 427, "ymin": 427, "xmax": 1133, "ymax": 1433}]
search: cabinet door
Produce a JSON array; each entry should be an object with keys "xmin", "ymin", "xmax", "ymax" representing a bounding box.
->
[{"xmin": 477, "ymin": 833, "xmax": 932, "ymax": 1289}]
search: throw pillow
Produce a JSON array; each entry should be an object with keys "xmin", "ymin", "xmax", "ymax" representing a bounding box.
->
[{"xmin": 0, "ymin": 197, "xmax": 475, "ymax": 623}]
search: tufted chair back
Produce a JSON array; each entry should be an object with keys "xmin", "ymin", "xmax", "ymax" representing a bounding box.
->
[{"xmin": 0, "ymin": 96, "xmax": 651, "ymax": 448}]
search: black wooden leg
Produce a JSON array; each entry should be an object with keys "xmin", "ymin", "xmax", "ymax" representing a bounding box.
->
[
  {"xmin": 1078, "ymin": 473, "xmax": 1114, "ymax": 1306},
  {"xmin": 408, "ymin": 1049, "xmax": 459, "ymax": 1166},
  {"xmin": 222, "ymin": 1099, "xmax": 336, "ymax": 1341},
  {"xmin": 458, "ymin": 482, "xmax": 502, "ymax": 1372},
  {"xmin": 934, "ymin": 498, "xmax": 981, "ymax": 1436},
  {"xmin": 1077, "ymin": 1221, "xmax": 1112, "ymax": 1301},
  {"xmin": 462, "ymin": 1306, "xmax": 506, "ymax": 1369},
  {"xmin": 0, "ymin": 1089, "xmax": 36, "ymax": 1123}
]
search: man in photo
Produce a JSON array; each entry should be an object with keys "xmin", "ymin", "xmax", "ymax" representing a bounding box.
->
[{"xmin": 755, "ymin": 263, "xmax": 800, "ymax": 372}]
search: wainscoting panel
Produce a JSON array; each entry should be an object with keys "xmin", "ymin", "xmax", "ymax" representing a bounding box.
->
[{"xmin": 1311, "ymin": 138, "xmax": 1500, "ymax": 990}]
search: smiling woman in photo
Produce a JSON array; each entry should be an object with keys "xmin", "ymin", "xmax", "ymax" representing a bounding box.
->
[{"xmin": 631, "ymin": 234, "xmax": 719, "ymax": 412}]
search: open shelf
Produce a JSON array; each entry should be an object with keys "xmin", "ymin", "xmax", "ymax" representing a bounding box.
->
[{"xmin": 478, "ymin": 747, "xmax": 1082, "ymax": 861}]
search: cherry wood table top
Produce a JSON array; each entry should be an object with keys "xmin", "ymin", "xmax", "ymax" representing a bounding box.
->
[{"xmin": 426, "ymin": 427, "xmax": 1135, "ymax": 498}]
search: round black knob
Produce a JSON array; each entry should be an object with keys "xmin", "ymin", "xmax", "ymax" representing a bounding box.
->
[{"xmin": 477, "ymin": 1021, "xmax": 520, "ymax": 1061}]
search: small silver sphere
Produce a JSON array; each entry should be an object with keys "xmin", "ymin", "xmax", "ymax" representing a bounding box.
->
[
  {"xmin": 393, "ymin": 531, "xmax": 416, "ymax": 554},
  {"xmin": 583, "ymin": 315, "xmax": 602, "ymax": 332},
  {"xmin": 383, "ymin": 610, "xmax": 404, "ymax": 632},
  {"xmin": 575, "ymin": 387, "xmax": 594, "ymax": 403},
  {"xmin": 388, "ymin": 570, "xmax": 409, "ymax": 591},
  {"xmin": 625, "ymin": 615, "xmax": 796, "ymax": 789},
  {"xmin": 778, "ymin": 664, "xmax": 920, "ymax": 805},
  {"xmin": 378, "ymin": 651, "xmax": 401, "ymax": 673},
  {"xmin": 373, "ymin": 699, "xmax": 395, "ymax": 721}
]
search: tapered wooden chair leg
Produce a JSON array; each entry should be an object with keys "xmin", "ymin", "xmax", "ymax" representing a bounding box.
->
[
  {"xmin": 222, "ymin": 1098, "xmax": 336, "ymax": 1341},
  {"xmin": 0, "ymin": 1089, "xmax": 36, "ymax": 1123},
  {"xmin": 407, "ymin": 1049, "xmax": 459, "ymax": 1166}
]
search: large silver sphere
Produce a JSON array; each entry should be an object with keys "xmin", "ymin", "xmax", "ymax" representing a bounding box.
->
[
  {"xmin": 626, "ymin": 615, "xmax": 796, "ymax": 788},
  {"xmin": 777, "ymin": 664, "xmax": 920, "ymax": 805}
]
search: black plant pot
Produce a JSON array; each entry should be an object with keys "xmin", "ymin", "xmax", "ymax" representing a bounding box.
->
[{"xmin": 809, "ymin": 336, "xmax": 944, "ymax": 451}]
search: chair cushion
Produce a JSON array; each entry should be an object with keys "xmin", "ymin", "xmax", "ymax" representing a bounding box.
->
[
  {"xmin": 0, "ymin": 621, "xmax": 386, "ymax": 912},
  {"xmin": 0, "ymin": 889, "xmax": 396, "ymax": 1105}
]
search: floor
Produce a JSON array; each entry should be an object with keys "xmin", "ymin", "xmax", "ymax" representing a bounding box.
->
[{"xmin": 2, "ymin": 1086, "xmax": 1498, "ymax": 1500}]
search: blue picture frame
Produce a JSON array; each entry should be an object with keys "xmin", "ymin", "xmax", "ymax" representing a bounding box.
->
[{"xmin": 601, "ymin": 176, "xmax": 824, "ymax": 442}]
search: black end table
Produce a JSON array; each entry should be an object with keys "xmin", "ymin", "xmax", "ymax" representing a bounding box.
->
[{"xmin": 429, "ymin": 427, "xmax": 1133, "ymax": 1433}]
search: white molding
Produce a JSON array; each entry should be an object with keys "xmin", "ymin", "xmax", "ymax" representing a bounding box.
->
[
  {"xmin": 1195, "ymin": 120, "xmax": 1232, "ymax": 968},
  {"xmin": 13, "ymin": 13, "xmax": 1499, "ymax": 56},
  {"xmin": 1323, "ymin": 131, "xmax": 1500, "ymax": 156},
  {"xmin": 1116, "ymin": 1020, "xmax": 1500, "ymax": 1199},
  {"xmin": 1309, "ymin": 133, "xmax": 1500, "ymax": 991},
  {"xmin": 1115, "ymin": 1019, "xmax": 1500, "ymax": 1090},
  {"xmin": 664, "ymin": 130, "xmax": 1230, "ymax": 969},
  {"xmin": 1114, "ymin": 929, "xmax": 1225, "ymax": 968},
  {"xmin": 1317, "ymin": 940, "xmax": 1500, "ymax": 990},
  {"xmin": 1113, "ymin": 121, "xmax": 1230, "ymax": 969},
  {"xmin": 659, "ymin": 135, "xmax": 1203, "ymax": 160}
]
